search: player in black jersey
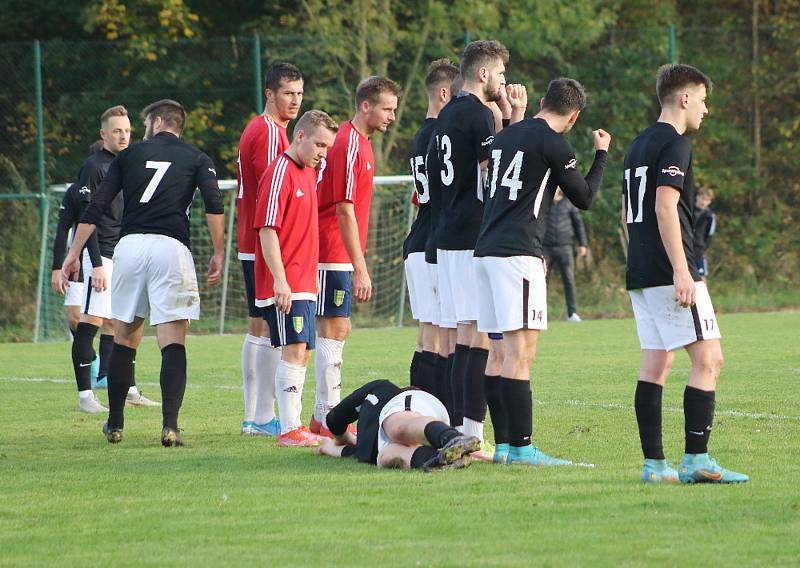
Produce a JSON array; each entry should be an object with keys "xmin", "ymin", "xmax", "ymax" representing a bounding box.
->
[
  {"xmin": 434, "ymin": 40, "xmax": 527, "ymax": 450},
  {"xmin": 623, "ymin": 64, "xmax": 747, "ymax": 484},
  {"xmin": 403, "ymin": 59, "xmax": 459, "ymax": 402},
  {"xmin": 61, "ymin": 99, "xmax": 225, "ymax": 447},
  {"xmin": 316, "ymin": 379, "xmax": 480, "ymax": 471},
  {"xmin": 474, "ymin": 78, "xmax": 610, "ymax": 466}
]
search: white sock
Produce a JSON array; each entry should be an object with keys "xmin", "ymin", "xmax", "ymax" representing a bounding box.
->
[
  {"xmin": 253, "ymin": 340, "xmax": 281, "ymax": 425},
  {"xmin": 462, "ymin": 417, "xmax": 484, "ymax": 444},
  {"xmin": 78, "ymin": 389, "xmax": 92, "ymax": 399},
  {"xmin": 314, "ymin": 337, "xmax": 344, "ymax": 425},
  {"xmin": 275, "ymin": 360, "xmax": 307, "ymax": 434},
  {"xmin": 241, "ymin": 334, "xmax": 260, "ymax": 423},
  {"xmin": 128, "ymin": 385, "xmax": 139, "ymax": 395}
]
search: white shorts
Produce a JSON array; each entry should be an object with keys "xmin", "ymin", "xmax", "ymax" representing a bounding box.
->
[
  {"xmin": 64, "ymin": 281, "xmax": 84, "ymax": 307},
  {"xmin": 377, "ymin": 389, "xmax": 450, "ymax": 454},
  {"xmin": 81, "ymin": 250, "xmax": 113, "ymax": 319},
  {"xmin": 475, "ymin": 255, "xmax": 547, "ymax": 333},
  {"xmin": 629, "ymin": 282, "xmax": 721, "ymax": 351},
  {"xmin": 111, "ymin": 234, "xmax": 200, "ymax": 326},
  {"xmin": 437, "ymin": 249, "xmax": 479, "ymax": 328},
  {"xmin": 404, "ymin": 253, "xmax": 438, "ymax": 325}
]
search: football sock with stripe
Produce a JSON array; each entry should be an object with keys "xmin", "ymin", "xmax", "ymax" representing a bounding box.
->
[
  {"xmin": 314, "ymin": 338, "xmax": 344, "ymax": 426},
  {"xmin": 241, "ymin": 334, "xmax": 260, "ymax": 424},
  {"xmin": 276, "ymin": 360, "xmax": 307, "ymax": 434},
  {"xmin": 72, "ymin": 322, "xmax": 98, "ymax": 393},
  {"xmin": 501, "ymin": 377, "xmax": 532, "ymax": 447},
  {"xmin": 684, "ymin": 386, "xmax": 715, "ymax": 454},
  {"xmin": 107, "ymin": 343, "xmax": 135, "ymax": 429},
  {"xmin": 450, "ymin": 344, "xmax": 470, "ymax": 427},
  {"xmin": 634, "ymin": 380, "xmax": 665, "ymax": 460},
  {"xmin": 160, "ymin": 343, "xmax": 187, "ymax": 430},
  {"xmin": 485, "ymin": 374, "xmax": 509, "ymax": 445},
  {"xmin": 99, "ymin": 333, "xmax": 114, "ymax": 378},
  {"xmin": 423, "ymin": 420, "xmax": 460, "ymax": 449},
  {"xmin": 254, "ymin": 340, "xmax": 281, "ymax": 425}
]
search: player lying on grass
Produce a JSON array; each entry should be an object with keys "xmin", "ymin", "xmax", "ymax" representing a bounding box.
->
[{"xmin": 315, "ymin": 379, "xmax": 480, "ymax": 471}]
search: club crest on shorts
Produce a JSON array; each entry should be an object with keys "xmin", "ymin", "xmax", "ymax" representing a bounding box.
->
[
  {"xmin": 292, "ymin": 316, "xmax": 304, "ymax": 333},
  {"xmin": 333, "ymin": 289, "xmax": 346, "ymax": 307}
]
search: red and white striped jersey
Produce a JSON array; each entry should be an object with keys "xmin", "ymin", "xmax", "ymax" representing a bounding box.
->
[
  {"xmin": 253, "ymin": 153, "xmax": 319, "ymax": 305},
  {"xmin": 316, "ymin": 120, "xmax": 375, "ymax": 269},
  {"xmin": 236, "ymin": 114, "xmax": 289, "ymax": 260}
]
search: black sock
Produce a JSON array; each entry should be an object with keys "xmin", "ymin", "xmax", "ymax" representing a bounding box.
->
[
  {"xmin": 409, "ymin": 446, "xmax": 438, "ymax": 469},
  {"xmin": 160, "ymin": 343, "xmax": 187, "ymax": 430},
  {"xmin": 423, "ymin": 420, "xmax": 460, "ymax": 449},
  {"xmin": 635, "ymin": 381, "xmax": 665, "ymax": 460},
  {"xmin": 433, "ymin": 354, "xmax": 449, "ymax": 408},
  {"xmin": 501, "ymin": 377, "xmax": 532, "ymax": 447},
  {"xmin": 98, "ymin": 334, "xmax": 114, "ymax": 378},
  {"xmin": 107, "ymin": 343, "xmax": 136, "ymax": 429},
  {"xmin": 463, "ymin": 347, "xmax": 489, "ymax": 422},
  {"xmin": 442, "ymin": 354, "xmax": 454, "ymax": 414},
  {"xmin": 71, "ymin": 322, "xmax": 98, "ymax": 392},
  {"xmin": 417, "ymin": 351, "xmax": 438, "ymax": 395},
  {"xmin": 684, "ymin": 386, "xmax": 715, "ymax": 454},
  {"xmin": 449, "ymin": 344, "xmax": 470, "ymax": 427},
  {"xmin": 409, "ymin": 351, "xmax": 421, "ymax": 388},
  {"xmin": 485, "ymin": 375, "xmax": 509, "ymax": 445}
]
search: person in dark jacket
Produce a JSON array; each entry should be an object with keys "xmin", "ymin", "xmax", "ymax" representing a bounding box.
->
[
  {"xmin": 693, "ymin": 187, "xmax": 716, "ymax": 280},
  {"xmin": 543, "ymin": 188, "xmax": 588, "ymax": 322}
]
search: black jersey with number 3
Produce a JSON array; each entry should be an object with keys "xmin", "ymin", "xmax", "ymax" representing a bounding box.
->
[
  {"xmin": 435, "ymin": 93, "xmax": 495, "ymax": 251},
  {"xmin": 81, "ymin": 132, "xmax": 223, "ymax": 250},
  {"xmin": 623, "ymin": 122, "xmax": 700, "ymax": 290},
  {"xmin": 402, "ymin": 118, "xmax": 437, "ymax": 259},
  {"xmin": 475, "ymin": 118, "xmax": 608, "ymax": 258}
]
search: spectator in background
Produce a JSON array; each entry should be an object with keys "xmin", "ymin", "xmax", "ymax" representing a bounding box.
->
[
  {"xmin": 543, "ymin": 187, "xmax": 588, "ymax": 322},
  {"xmin": 693, "ymin": 187, "xmax": 716, "ymax": 280}
]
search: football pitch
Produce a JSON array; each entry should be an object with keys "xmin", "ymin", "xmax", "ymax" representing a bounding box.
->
[{"xmin": 1, "ymin": 311, "xmax": 798, "ymax": 566}]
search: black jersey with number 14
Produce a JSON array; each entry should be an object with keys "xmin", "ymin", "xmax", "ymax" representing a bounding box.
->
[
  {"xmin": 475, "ymin": 118, "xmax": 607, "ymax": 258},
  {"xmin": 623, "ymin": 122, "xmax": 700, "ymax": 290}
]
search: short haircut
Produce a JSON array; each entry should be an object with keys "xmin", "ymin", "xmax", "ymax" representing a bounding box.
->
[
  {"xmin": 696, "ymin": 186, "xmax": 715, "ymax": 200},
  {"xmin": 542, "ymin": 78, "xmax": 587, "ymax": 115},
  {"xmin": 460, "ymin": 40, "xmax": 509, "ymax": 81},
  {"xmin": 141, "ymin": 99, "xmax": 186, "ymax": 132},
  {"xmin": 356, "ymin": 75, "xmax": 400, "ymax": 106},
  {"xmin": 293, "ymin": 110, "xmax": 339, "ymax": 139},
  {"xmin": 450, "ymin": 74, "xmax": 464, "ymax": 96},
  {"xmin": 89, "ymin": 139, "xmax": 104, "ymax": 154},
  {"xmin": 656, "ymin": 63, "xmax": 712, "ymax": 105},
  {"xmin": 100, "ymin": 105, "xmax": 128, "ymax": 125},
  {"xmin": 425, "ymin": 59, "xmax": 460, "ymax": 99},
  {"xmin": 264, "ymin": 61, "xmax": 303, "ymax": 92}
]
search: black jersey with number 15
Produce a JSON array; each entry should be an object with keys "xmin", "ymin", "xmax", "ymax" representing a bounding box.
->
[
  {"xmin": 81, "ymin": 132, "xmax": 224, "ymax": 250},
  {"xmin": 475, "ymin": 118, "xmax": 607, "ymax": 258},
  {"xmin": 623, "ymin": 122, "xmax": 700, "ymax": 290},
  {"xmin": 402, "ymin": 117, "xmax": 437, "ymax": 259}
]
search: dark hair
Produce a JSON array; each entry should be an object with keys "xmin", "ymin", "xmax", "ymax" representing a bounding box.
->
[
  {"xmin": 460, "ymin": 40, "xmax": 509, "ymax": 81},
  {"xmin": 542, "ymin": 78, "xmax": 587, "ymax": 115},
  {"xmin": 264, "ymin": 61, "xmax": 303, "ymax": 93},
  {"xmin": 141, "ymin": 99, "xmax": 186, "ymax": 132},
  {"xmin": 100, "ymin": 105, "xmax": 128, "ymax": 125},
  {"xmin": 89, "ymin": 139, "xmax": 104, "ymax": 154},
  {"xmin": 424, "ymin": 58, "xmax": 460, "ymax": 99},
  {"xmin": 356, "ymin": 75, "xmax": 400, "ymax": 106},
  {"xmin": 656, "ymin": 64, "xmax": 712, "ymax": 105}
]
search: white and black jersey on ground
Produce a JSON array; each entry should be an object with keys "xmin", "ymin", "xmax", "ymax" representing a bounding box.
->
[
  {"xmin": 475, "ymin": 118, "xmax": 608, "ymax": 259},
  {"xmin": 402, "ymin": 118, "xmax": 437, "ymax": 259},
  {"xmin": 74, "ymin": 148, "xmax": 123, "ymax": 267},
  {"xmin": 623, "ymin": 122, "xmax": 700, "ymax": 290},
  {"xmin": 81, "ymin": 132, "xmax": 224, "ymax": 246},
  {"xmin": 325, "ymin": 379, "xmax": 402, "ymax": 464},
  {"xmin": 51, "ymin": 183, "xmax": 83, "ymax": 279},
  {"xmin": 435, "ymin": 93, "xmax": 496, "ymax": 251}
]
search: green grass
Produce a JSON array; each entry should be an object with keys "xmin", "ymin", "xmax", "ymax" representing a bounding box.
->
[{"xmin": 1, "ymin": 312, "xmax": 799, "ymax": 566}]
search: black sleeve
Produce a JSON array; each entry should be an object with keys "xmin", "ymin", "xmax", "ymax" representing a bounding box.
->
[
  {"xmin": 550, "ymin": 137, "xmax": 607, "ymax": 210},
  {"xmin": 655, "ymin": 137, "xmax": 692, "ymax": 193},
  {"xmin": 325, "ymin": 379, "xmax": 393, "ymax": 437},
  {"xmin": 570, "ymin": 204, "xmax": 588, "ymax": 246},
  {"xmin": 195, "ymin": 153, "xmax": 224, "ymax": 214},
  {"xmin": 82, "ymin": 157, "xmax": 124, "ymax": 226},
  {"xmin": 84, "ymin": 165, "xmax": 106, "ymax": 266},
  {"xmin": 51, "ymin": 186, "xmax": 78, "ymax": 269},
  {"xmin": 473, "ymin": 107, "xmax": 496, "ymax": 163}
]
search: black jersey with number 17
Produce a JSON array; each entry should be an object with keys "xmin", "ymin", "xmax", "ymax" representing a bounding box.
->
[
  {"xmin": 475, "ymin": 118, "xmax": 608, "ymax": 258},
  {"xmin": 81, "ymin": 132, "xmax": 224, "ymax": 250},
  {"xmin": 402, "ymin": 117, "xmax": 437, "ymax": 259},
  {"xmin": 435, "ymin": 93, "xmax": 495, "ymax": 251},
  {"xmin": 623, "ymin": 122, "xmax": 700, "ymax": 290}
]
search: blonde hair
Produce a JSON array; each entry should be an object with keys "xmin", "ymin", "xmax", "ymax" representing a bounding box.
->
[
  {"xmin": 294, "ymin": 110, "xmax": 339, "ymax": 138},
  {"xmin": 100, "ymin": 105, "xmax": 128, "ymax": 125}
]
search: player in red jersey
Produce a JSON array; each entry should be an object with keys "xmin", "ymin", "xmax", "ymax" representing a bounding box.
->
[
  {"xmin": 254, "ymin": 110, "xmax": 339, "ymax": 447},
  {"xmin": 236, "ymin": 62, "xmax": 303, "ymax": 437},
  {"xmin": 312, "ymin": 76, "xmax": 400, "ymax": 436}
]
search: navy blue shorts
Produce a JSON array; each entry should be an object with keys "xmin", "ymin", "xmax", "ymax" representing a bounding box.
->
[
  {"xmin": 316, "ymin": 269, "xmax": 353, "ymax": 318},
  {"xmin": 241, "ymin": 260, "xmax": 265, "ymax": 318},
  {"xmin": 488, "ymin": 332, "xmax": 503, "ymax": 340},
  {"xmin": 263, "ymin": 300, "xmax": 316, "ymax": 349}
]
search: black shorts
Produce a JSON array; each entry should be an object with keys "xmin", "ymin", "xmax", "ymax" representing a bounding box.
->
[{"xmin": 240, "ymin": 260, "xmax": 265, "ymax": 319}]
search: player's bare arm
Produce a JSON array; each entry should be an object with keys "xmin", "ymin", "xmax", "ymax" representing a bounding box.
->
[
  {"xmin": 620, "ymin": 193, "xmax": 629, "ymax": 243},
  {"xmin": 205, "ymin": 213, "xmax": 225, "ymax": 286},
  {"xmin": 60, "ymin": 222, "xmax": 97, "ymax": 294},
  {"xmin": 335, "ymin": 201, "xmax": 372, "ymax": 302},
  {"xmin": 654, "ymin": 186, "xmax": 695, "ymax": 307},
  {"xmin": 258, "ymin": 227, "xmax": 292, "ymax": 314}
]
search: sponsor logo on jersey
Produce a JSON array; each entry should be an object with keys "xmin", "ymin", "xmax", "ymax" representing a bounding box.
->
[
  {"xmin": 661, "ymin": 165, "xmax": 685, "ymax": 177},
  {"xmin": 365, "ymin": 394, "xmax": 379, "ymax": 405},
  {"xmin": 564, "ymin": 158, "xmax": 577, "ymax": 170},
  {"xmin": 208, "ymin": 167, "xmax": 217, "ymax": 176},
  {"xmin": 79, "ymin": 186, "xmax": 90, "ymax": 194},
  {"xmin": 295, "ymin": 188, "xmax": 304, "ymax": 198},
  {"xmin": 283, "ymin": 385, "xmax": 299, "ymax": 393},
  {"xmin": 366, "ymin": 162, "xmax": 372, "ymax": 171},
  {"xmin": 481, "ymin": 135, "xmax": 495, "ymax": 147},
  {"xmin": 292, "ymin": 316, "xmax": 304, "ymax": 333},
  {"xmin": 333, "ymin": 289, "xmax": 346, "ymax": 307}
]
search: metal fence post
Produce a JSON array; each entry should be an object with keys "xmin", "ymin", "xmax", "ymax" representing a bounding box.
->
[
  {"xmin": 667, "ymin": 25, "xmax": 676, "ymax": 63},
  {"xmin": 218, "ymin": 189, "xmax": 237, "ymax": 335},
  {"xmin": 33, "ymin": 40, "xmax": 49, "ymax": 342},
  {"xmin": 253, "ymin": 35, "xmax": 263, "ymax": 113}
]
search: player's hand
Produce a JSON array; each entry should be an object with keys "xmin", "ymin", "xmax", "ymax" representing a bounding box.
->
[
  {"xmin": 542, "ymin": 257, "xmax": 548, "ymax": 277},
  {"xmin": 91, "ymin": 266, "xmax": 107, "ymax": 292},
  {"xmin": 506, "ymin": 83, "xmax": 528, "ymax": 111},
  {"xmin": 673, "ymin": 269, "xmax": 696, "ymax": 308},
  {"xmin": 592, "ymin": 129, "xmax": 611, "ymax": 152},
  {"xmin": 353, "ymin": 267, "xmax": 372, "ymax": 303},
  {"xmin": 207, "ymin": 252, "xmax": 223, "ymax": 286},
  {"xmin": 51, "ymin": 270, "xmax": 66, "ymax": 295},
  {"xmin": 273, "ymin": 278, "xmax": 293, "ymax": 315},
  {"xmin": 60, "ymin": 252, "xmax": 81, "ymax": 295},
  {"xmin": 496, "ymin": 84, "xmax": 512, "ymax": 118},
  {"xmin": 578, "ymin": 246, "xmax": 588, "ymax": 257}
]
